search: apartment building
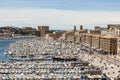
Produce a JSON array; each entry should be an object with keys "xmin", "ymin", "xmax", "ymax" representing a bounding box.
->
[
  {"xmin": 92, "ymin": 35, "xmax": 101, "ymax": 49},
  {"xmin": 80, "ymin": 33, "xmax": 117, "ymax": 55},
  {"xmin": 100, "ymin": 36, "xmax": 117, "ymax": 55}
]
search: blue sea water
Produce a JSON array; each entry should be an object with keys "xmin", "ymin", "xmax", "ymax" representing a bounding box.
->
[
  {"xmin": 0, "ymin": 39, "xmax": 16, "ymax": 62},
  {"xmin": 0, "ymin": 37, "xmax": 34, "ymax": 62}
]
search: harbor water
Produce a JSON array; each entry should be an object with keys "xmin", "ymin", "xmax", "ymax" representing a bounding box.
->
[
  {"xmin": 0, "ymin": 37, "xmax": 35, "ymax": 62},
  {"xmin": 0, "ymin": 39, "xmax": 16, "ymax": 61}
]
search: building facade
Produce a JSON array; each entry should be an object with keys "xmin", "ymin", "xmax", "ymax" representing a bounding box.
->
[
  {"xmin": 80, "ymin": 33, "xmax": 117, "ymax": 55},
  {"xmin": 62, "ymin": 25, "xmax": 87, "ymax": 43},
  {"xmin": 92, "ymin": 35, "xmax": 100, "ymax": 49},
  {"xmin": 101, "ymin": 24, "xmax": 120, "ymax": 37},
  {"xmin": 45, "ymin": 31, "xmax": 63, "ymax": 40},
  {"xmin": 117, "ymin": 38, "xmax": 120, "ymax": 56},
  {"xmin": 38, "ymin": 26, "xmax": 49, "ymax": 37},
  {"xmin": 87, "ymin": 30, "xmax": 101, "ymax": 34},
  {"xmin": 100, "ymin": 36, "xmax": 117, "ymax": 55}
]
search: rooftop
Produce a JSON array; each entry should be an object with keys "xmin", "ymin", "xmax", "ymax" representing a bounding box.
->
[{"xmin": 83, "ymin": 33, "xmax": 116, "ymax": 39}]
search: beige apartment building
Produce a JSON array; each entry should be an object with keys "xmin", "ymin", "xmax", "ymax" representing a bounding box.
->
[
  {"xmin": 85, "ymin": 34, "xmax": 92, "ymax": 47},
  {"xmin": 80, "ymin": 33, "xmax": 117, "ymax": 55},
  {"xmin": 117, "ymin": 38, "xmax": 120, "ymax": 56},
  {"xmin": 100, "ymin": 36, "xmax": 117, "ymax": 55},
  {"xmin": 60, "ymin": 24, "xmax": 120, "ymax": 56},
  {"xmin": 91, "ymin": 35, "xmax": 101, "ymax": 49},
  {"xmin": 60, "ymin": 25, "xmax": 120, "ymax": 56}
]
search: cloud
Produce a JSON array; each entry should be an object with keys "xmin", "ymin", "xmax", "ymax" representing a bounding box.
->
[{"xmin": 0, "ymin": 9, "xmax": 120, "ymax": 30}]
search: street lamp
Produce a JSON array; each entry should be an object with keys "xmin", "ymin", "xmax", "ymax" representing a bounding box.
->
[
  {"xmin": 107, "ymin": 47, "xmax": 109, "ymax": 62},
  {"xmin": 114, "ymin": 55, "xmax": 116, "ymax": 65},
  {"xmin": 100, "ymin": 49, "xmax": 102, "ymax": 60}
]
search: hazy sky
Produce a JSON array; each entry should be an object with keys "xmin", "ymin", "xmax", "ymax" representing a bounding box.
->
[{"xmin": 0, "ymin": 0, "xmax": 120, "ymax": 30}]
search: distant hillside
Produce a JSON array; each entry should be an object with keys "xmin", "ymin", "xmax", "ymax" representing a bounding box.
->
[
  {"xmin": 0, "ymin": 26, "xmax": 20, "ymax": 34},
  {"xmin": 0, "ymin": 26, "xmax": 39, "ymax": 36}
]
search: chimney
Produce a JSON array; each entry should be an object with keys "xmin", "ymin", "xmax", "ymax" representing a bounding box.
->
[
  {"xmin": 80, "ymin": 25, "xmax": 83, "ymax": 30},
  {"xmin": 74, "ymin": 26, "xmax": 76, "ymax": 31}
]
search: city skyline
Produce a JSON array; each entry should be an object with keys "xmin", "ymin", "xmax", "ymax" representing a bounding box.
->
[{"xmin": 0, "ymin": 0, "xmax": 120, "ymax": 30}]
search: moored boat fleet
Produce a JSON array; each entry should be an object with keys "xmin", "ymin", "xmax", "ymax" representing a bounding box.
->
[{"xmin": 0, "ymin": 38, "xmax": 110, "ymax": 80}]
